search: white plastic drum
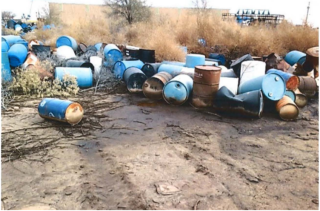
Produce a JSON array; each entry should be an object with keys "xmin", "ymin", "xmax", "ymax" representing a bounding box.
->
[
  {"xmin": 239, "ymin": 61, "xmax": 266, "ymax": 85},
  {"xmin": 220, "ymin": 65, "xmax": 237, "ymax": 78}
]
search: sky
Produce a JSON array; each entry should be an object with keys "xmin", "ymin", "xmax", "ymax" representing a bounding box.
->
[{"xmin": 1, "ymin": 0, "xmax": 319, "ymax": 27}]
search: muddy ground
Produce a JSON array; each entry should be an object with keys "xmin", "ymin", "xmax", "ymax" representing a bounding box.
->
[{"xmin": 1, "ymin": 72, "xmax": 319, "ymax": 210}]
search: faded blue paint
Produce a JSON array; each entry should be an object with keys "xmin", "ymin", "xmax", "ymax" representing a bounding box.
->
[
  {"xmin": 55, "ymin": 67, "xmax": 93, "ymax": 88},
  {"xmin": 56, "ymin": 35, "xmax": 78, "ymax": 51},
  {"xmin": 267, "ymin": 69, "xmax": 293, "ymax": 82},
  {"xmin": 163, "ymin": 74, "xmax": 193, "ymax": 105},
  {"xmin": 113, "ymin": 60, "xmax": 144, "ymax": 80},
  {"xmin": 158, "ymin": 64, "xmax": 184, "ymax": 76},
  {"xmin": 238, "ymin": 73, "xmax": 286, "ymax": 101},
  {"xmin": 123, "ymin": 67, "xmax": 147, "ymax": 92},
  {"xmin": 1, "ymin": 52, "xmax": 12, "ymax": 82},
  {"xmin": 284, "ymin": 50, "xmax": 306, "ymax": 66},
  {"xmin": 8, "ymin": 43, "xmax": 28, "ymax": 67},
  {"xmin": 161, "ymin": 61, "xmax": 185, "ymax": 66},
  {"xmin": 185, "ymin": 54, "xmax": 205, "ymax": 68}
]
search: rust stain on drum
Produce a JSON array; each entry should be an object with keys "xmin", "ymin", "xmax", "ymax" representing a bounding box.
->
[
  {"xmin": 193, "ymin": 65, "xmax": 221, "ymax": 85},
  {"xmin": 286, "ymin": 75, "xmax": 300, "ymax": 90},
  {"xmin": 143, "ymin": 72, "xmax": 173, "ymax": 100},
  {"xmin": 192, "ymin": 65, "xmax": 221, "ymax": 107},
  {"xmin": 276, "ymin": 96, "xmax": 299, "ymax": 121},
  {"xmin": 298, "ymin": 76, "xmax": 318, "ymax": 93}
]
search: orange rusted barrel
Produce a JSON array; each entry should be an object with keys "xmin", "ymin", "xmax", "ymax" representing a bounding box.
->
[
  {"xmin": 192, "ymin": 65, "xmax": 221, "ymax": 107},
  {"xmin": 276, "ymin": 96, "xmax": 299, "ymax": 121},
  {"xmin": 303, "ymin": 47, "xmax": 319, "ymax": 77}
]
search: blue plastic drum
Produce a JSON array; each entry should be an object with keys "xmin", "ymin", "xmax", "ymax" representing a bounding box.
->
[
  {"xmin": 55, "ymin": 67, "xmax": 93, "ymax": 88},
  {"xmin": 56, "ymin": 35, "xmax": 78, "ymax": 51},
  {"xmin": 113, "ymin": 60, "xmax": 144, "ymax": 79},
  {"xmin": 8, "ymin": 43, "xmax": 28, "ymax": 67}
]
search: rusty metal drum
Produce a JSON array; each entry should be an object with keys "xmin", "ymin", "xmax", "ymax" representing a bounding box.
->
[
  {"xmin": 276, "ymin": 96, "xmax": 299, "ymax": 121},
  {"xmin": 302, "ymin": 47, "xmax": 319, "ymax": 75},
  {"xmin": 142, "ymin": 72, "xmax": 173, "ymax": 100},
  {"xmin": 38, "ymin": 98, "xmax": 84, "ymax": 125},
  {"xmin": 294, "ymin": 89, "xmax": 308, "ymax": 108},
  {"xmin": 192, "ymin": 65, "xmax": 221, "ymax": 107},
  {"xmin": 298, "ymin": 76, "xmax": 318, "ymax": 96}
]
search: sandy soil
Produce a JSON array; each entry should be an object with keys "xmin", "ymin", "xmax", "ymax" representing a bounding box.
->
[{"xmin": 1, "ymin": 82, "xmax": 319, "ymax": 210}]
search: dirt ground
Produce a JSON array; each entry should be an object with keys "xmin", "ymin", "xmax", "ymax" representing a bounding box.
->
[{"xmin": 1, "ymin": 75, "xmax": 319, "ymax": 210}]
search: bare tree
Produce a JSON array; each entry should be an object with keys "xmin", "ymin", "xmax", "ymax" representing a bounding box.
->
[
  {"xmin": 104, "ymin": 0, "xmax": 151, "ymax": 25},
  {"xmin": 2, "ymin": 11, "xmax": 16, "ymax": 21}
]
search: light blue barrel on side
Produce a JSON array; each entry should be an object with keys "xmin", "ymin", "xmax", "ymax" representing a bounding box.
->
[
  {"xmin": 2, "ymin": 35, "xmax": 23, "ymax": 47},
  {"xmin": 55, "ymin": 67, "xmax": 93, "ymax": 88},
  {"xmin": 284, "ymin": 50, "xmax": 306, "ymax": 66},
  {"xmin": 186, "ymin": 54, "xmax": 205, "ymax": 68},
  {"xmin": 104, "ymin": 44, "xmax": 123, "ymax": 67},
  {"xmin": 113, "ymin": 60, "xmax": 144, "ymax": 79},
  {"xmin": 8, "ymin": 43, "xmax": 28, "ymax": 67},
  {"xmin": 16, "ymin": 39, "xmax": 28, "ymax": 49},
  {"xmin": 14, "ymin": 24, "xmax": 22, "ymax": 31},
  {"xmin": 267, "ymin": 69, "xmax": 292, "ymax": 81},
  {"xmin": 1, "ymin": 37, "xmax": 10, "ymax": 52},
  {"xmin": 238, "ymin": 73, "xmax": 286, "ymax": 101},
  {"xmin": 163, "ymin": 74, "xmax": 193, "ymax": 105},
  {"xmin": 161, "ymin": 61, "xmax": 186, "ymax": 67},
  {"xmin": 1, "ymin": 52, "xmax": 12, "ymax": 82},
  {"xmin": 56, "ymin": 35, "xmax": 78, "ymax": 51},
  {"xmin": 158, "ymin": 64, "xmax": 184, "ymax": 76}
]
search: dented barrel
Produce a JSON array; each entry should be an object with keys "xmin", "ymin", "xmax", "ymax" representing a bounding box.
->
[
  {"xmin": 123, "ymin": 67, "xmax": 147, "ymax": 93},
  {"xmin": 55, "ymin": 67, "xmax": 93, "ymax": 88},
  {"xmin": 238, "ymin": 73, "xmax": 286, "ymax": 101},
  {"xmin": 276, "ymin": 96, "xmax": 299, "ymax": 121},
  {"xmin": 113, "ymin": 60, "xmax": 144, "ymax": 79},
  {"xmin": 214, "ymin": 86, "xmax": 264, "ymax": 118},
  {"xmin": 141, "ymin": 63, "xmax": 161, "ymax": 78},
  {"xmin": 186, "ymin": 54, "xmax": 205, "ymax": 68},
  {"xmin": 219, "ymin": 77, "xmax": 239, "ymax": 95},
  {"xmin": 143, "ymin": 72, "xmax": 173, "ymax": 100},
  {"xmin": 158, "ymin": 64, "xmax": 184, "ymax": 76},
  {"xmin": 191, "ymin": 65, "xmax": 221, "ymax": 107},
  {"xmin": 230, "ymin": 54, "xmax": 253, "ymax": 77},
  {"xmin": 38, "ymin": 98, "xmax": 84, "ymax": 125},
  {"xmin": 163, "ymin": 74, "xmax": 193, "ymax": 106},
  {"xmin": 267, "ymin": 69, "xmax": 300, "ymax": 90},
  {"xmin": 284, "ymin": 50, "xmax": 306, "ymax": 66},
  {"xmin": 8, "ymin": 43, "xmax": 28, "ymax": 67},
  {"xmin": 56, "ymin": 35, "xmax": 78, "ymax": 51},
  {"xmin": 104, "ymin": 44, "xmax": 123, "ymax": 67}
]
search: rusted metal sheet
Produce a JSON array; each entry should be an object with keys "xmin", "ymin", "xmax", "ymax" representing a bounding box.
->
[
  {"xmin": 191, "ymin": 65, "xmax": 221, "ymax": 107},
  {"xmin": 276, "ymin": 96, "xmax": 299, "ymax": 121},
  {"xmin": 143, "ymin": 72, "xmax": 173, "ymax": 100},
  {"xmin": 21, "ymin": 52, "xmax": 39, "ymax": 69},
  {"xmin": 214, "ymin": 86, "xmax": 264, "ymax": 118}
]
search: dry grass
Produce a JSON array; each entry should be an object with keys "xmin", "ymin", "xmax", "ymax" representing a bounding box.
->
[{"xmin": 24, "ymin": 3, "xmax": 318, "ymax": 62}]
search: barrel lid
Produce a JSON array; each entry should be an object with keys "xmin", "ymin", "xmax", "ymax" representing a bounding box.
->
[
  {"xmin": 195, "ymin": 65, "xmax": 221, "ymax": 71},
  {"xmin": 306, "ymin": 47, "xmax": 319, "ymax": 57},
  {"xmin": 65, "ymin": 102, "xmax": 84, "ymax": 125},
  {"xmin": 262, "ymin": 73, "xmax": 286, "ymax": 101}
]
